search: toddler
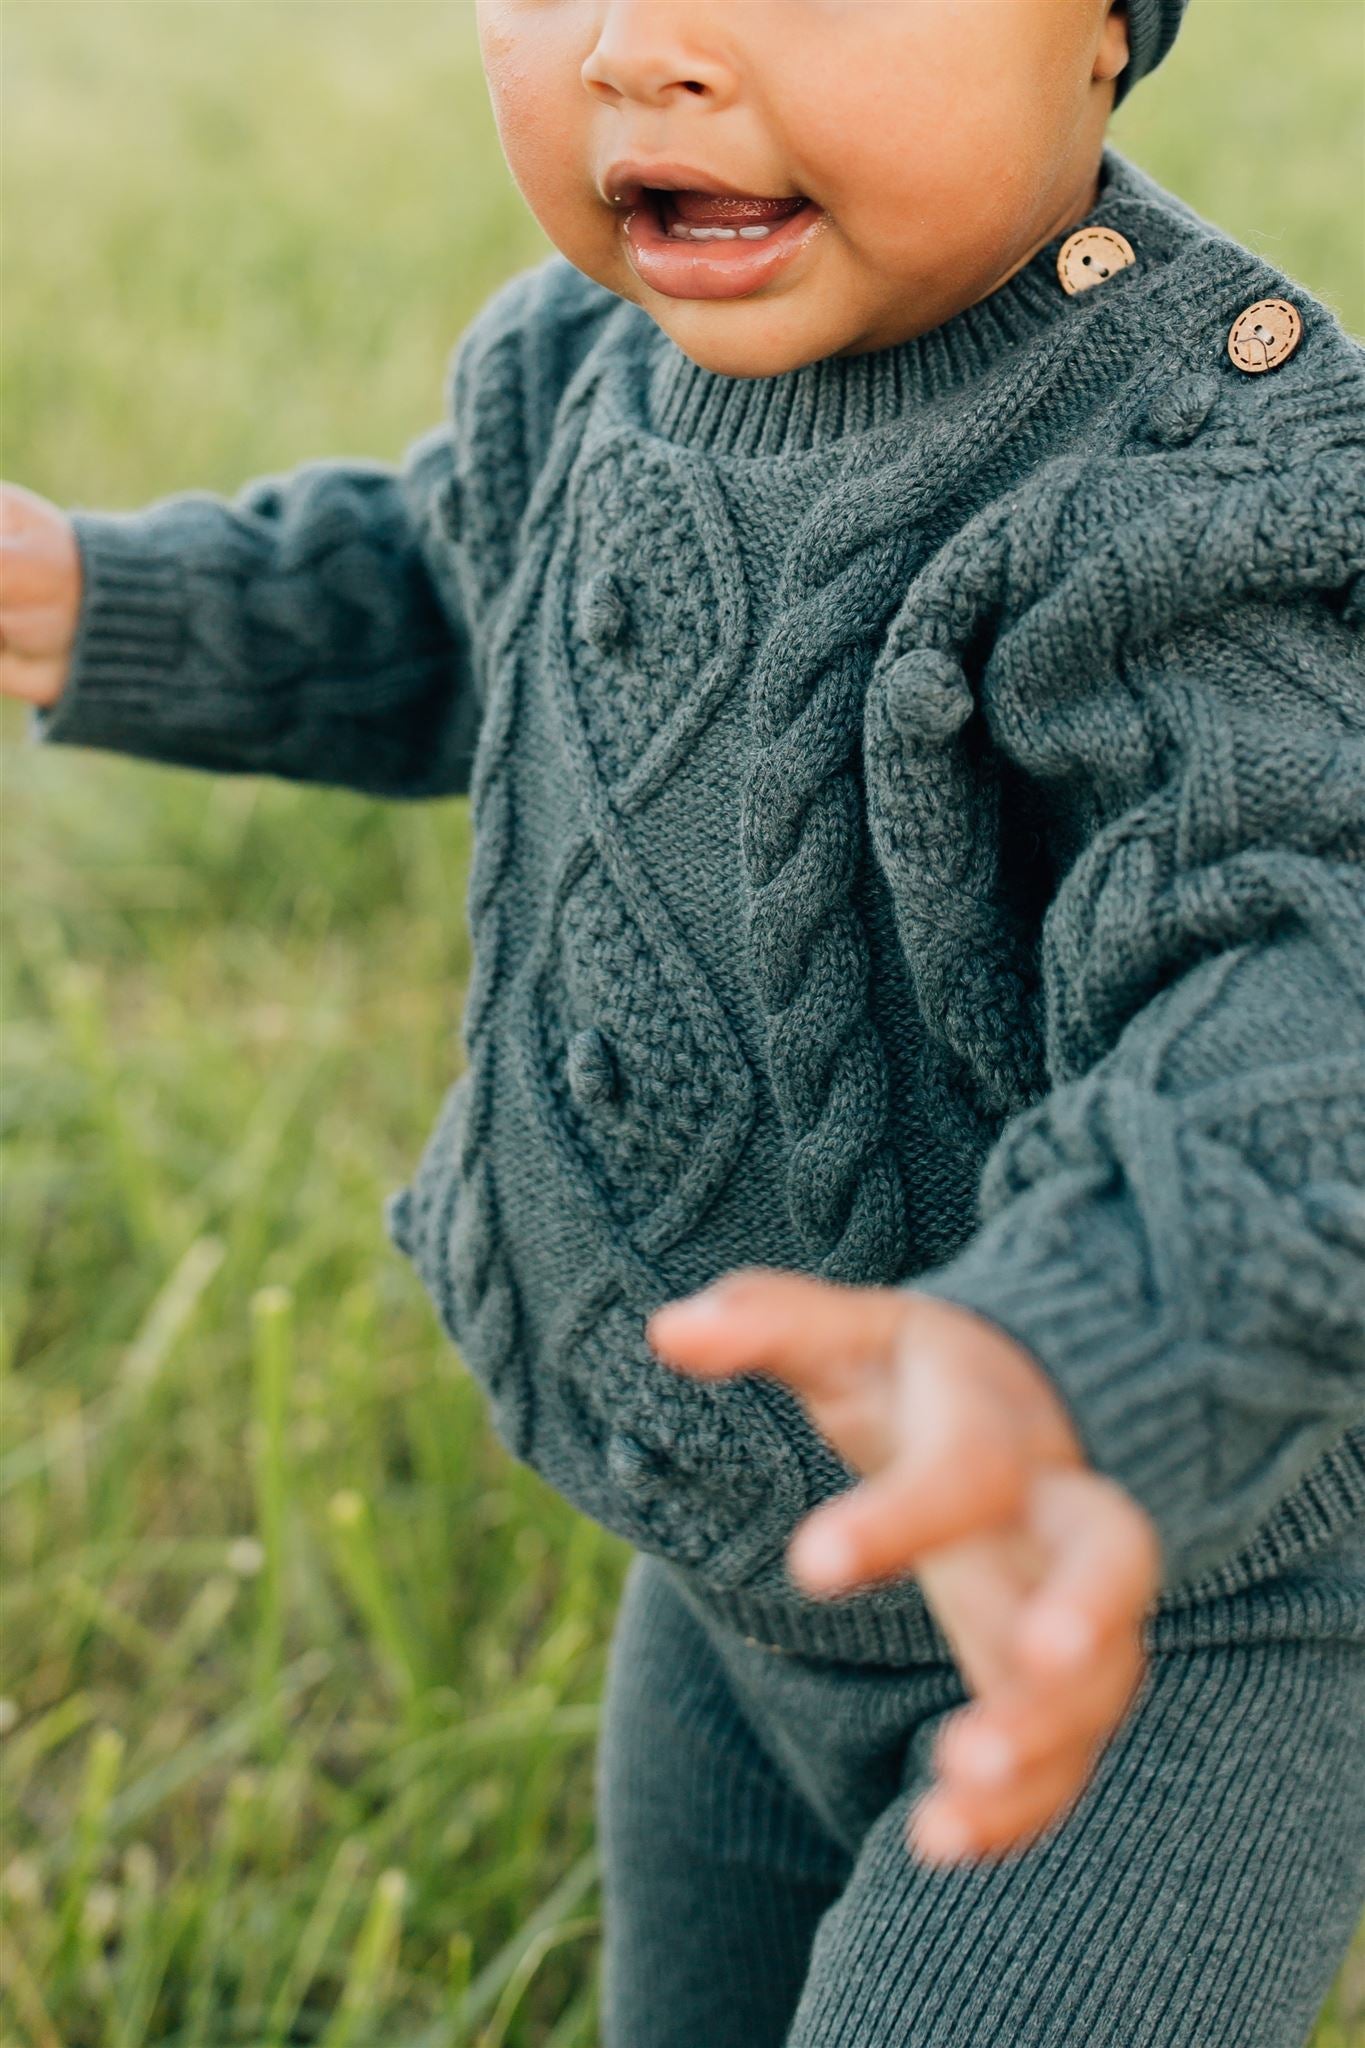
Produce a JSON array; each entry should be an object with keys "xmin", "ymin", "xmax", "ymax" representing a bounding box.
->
[{"xmin": 5, "ymin": 2, "xmax": 1365, "ymax": 2042}]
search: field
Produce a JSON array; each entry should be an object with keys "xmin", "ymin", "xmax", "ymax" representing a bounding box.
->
[{"xmin": 3, "ymin": 4, "xmax": 1363, "ymax": 2042}]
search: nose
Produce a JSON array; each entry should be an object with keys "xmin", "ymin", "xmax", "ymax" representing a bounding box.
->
[{"xmin": 581, "ymin": 1, "xmax": 739, "ymax": 108}]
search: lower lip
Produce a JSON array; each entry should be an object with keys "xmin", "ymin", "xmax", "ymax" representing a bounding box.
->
[{"xmin": 620, "ymin": 192, "xmax": 829, "ymax": 301}]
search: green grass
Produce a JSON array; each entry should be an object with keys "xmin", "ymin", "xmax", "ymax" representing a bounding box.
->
[{"xmin": 2, "ymin": 4, "xmax": 1363, "ymax": 2043}]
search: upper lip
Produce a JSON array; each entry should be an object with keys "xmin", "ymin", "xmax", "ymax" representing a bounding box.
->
[{"xmin": 600, "ymin": 158, "xmax": 803, "ymax": 209}]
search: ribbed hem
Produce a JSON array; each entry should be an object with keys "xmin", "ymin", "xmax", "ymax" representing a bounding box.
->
[
  {"xmin": 28, "ymin": 510, "xmax": 186, "ymax": 751},
  {"xmin": 660, "ymin": 1554, "xmax": 955, "ymax": 1668},
  {"xmin": 662, "ymin": 1429, "xmax": 1365, "ymax": 1667},
  {"xmin": 1160, "ymin": 1427, "xmax": 1365, "ymax": 1612},
  {"xmin": 646, "ymin": 143, "xmax": 1183, "ymax": 455}
]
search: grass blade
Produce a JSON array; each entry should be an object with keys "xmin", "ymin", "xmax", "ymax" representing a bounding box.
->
[
  {"xmin": 250, "ymin": 1283, "xmax": 294, "ymax": 1746},
  {"xmin": 317, "ymin": 1867, "xmax": 406, "ymax": 2048}
]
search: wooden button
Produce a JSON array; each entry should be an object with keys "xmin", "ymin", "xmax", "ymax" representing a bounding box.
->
[
  {"xmin": 1227, "ymin": 298, "xmax": 1303, "ymax": 374},
  {"xmin": 1057, "ymin": 225, "xmax": 1137, "ymax": 296}
]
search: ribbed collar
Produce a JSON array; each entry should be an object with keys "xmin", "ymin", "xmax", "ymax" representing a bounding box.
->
[{"xmin": 647, "ymin": 144, "xmax": 1191, "ymax": 456}]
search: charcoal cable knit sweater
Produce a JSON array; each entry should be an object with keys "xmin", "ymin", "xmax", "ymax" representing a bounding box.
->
[{"xmin": 32, "ymin": 144, "xmax": 1365, "ymax": 1662}]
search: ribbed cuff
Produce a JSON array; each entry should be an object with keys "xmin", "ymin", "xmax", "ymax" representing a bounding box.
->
[
  {"xmin": 28, "ymin": 511, "xmax": 186, "ymax": 752},
  {"xmin": 904, "ymin": 1198, "xmax": 1220, "ymax": 1592}
]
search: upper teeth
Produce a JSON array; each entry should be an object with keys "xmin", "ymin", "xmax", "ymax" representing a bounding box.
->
[{"xmin": 666, "ymin": 223, "xmax": 773, "ymax": 241}]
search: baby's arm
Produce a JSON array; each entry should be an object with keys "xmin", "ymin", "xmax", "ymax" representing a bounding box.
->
[
  {"xmin": 15, "ymin": 423, "xmax": 477, "ymax": 801},
  {"xmin": 10, "ymin": 254, "xmax": 619, "ymax": 799},
  {"xmin": 905, "ymin": 577, "xmax": 1365, "ymax": 1590}
]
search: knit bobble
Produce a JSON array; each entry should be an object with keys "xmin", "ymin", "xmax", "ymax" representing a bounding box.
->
[
  {"xmin": 579, "ymin": 568, "xmax": 632, "ymax": 652},
  {"xmin": 1145, "ymin": 373, "xmax": 1219, "ymax": 448},
  {"xmin": 436, "ymin": 471, "xmax": 464, "ymax": 543},
  {"xmin": 567, "ymin": 1026, "xmax": 618, "ymax": 1107},
  {"xmin": 884, "ymin": 648, "xmax": 974, "ymax": 744}
]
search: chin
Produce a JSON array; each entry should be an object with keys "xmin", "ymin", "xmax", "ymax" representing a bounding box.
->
[{"xmin": 647, "ymin": 299, "xmax": 842, "ymax": 381}]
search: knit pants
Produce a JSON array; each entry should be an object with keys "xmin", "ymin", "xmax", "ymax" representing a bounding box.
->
[{"xmin": 596, "ymin": 1525, "xmax": 1365, "ymax": 2048}]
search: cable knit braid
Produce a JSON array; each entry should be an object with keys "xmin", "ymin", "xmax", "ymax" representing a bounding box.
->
[
  {"xmin": 386, "ymin": 292, "xmax": 566, "ymax": 1462},
  {"xmin": 864, "ymin": 507, "xmax": 1050, "ymax": 1133},
  {"xmin": 442, "ymin": 649, "xmax": 532, "ymax": 1453},
  {"xmin": 731, "ymin": 340, "xmax": 1088, "ymax": 1276},
  {"xmin": 740, "ymin": 523, "xmax": 915, "ymax": 1281}
]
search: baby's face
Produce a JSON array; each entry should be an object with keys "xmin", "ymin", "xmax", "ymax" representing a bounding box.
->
[{"xmin": 476, "ymin": 1, "xmax": 1130, "ymax": 376}]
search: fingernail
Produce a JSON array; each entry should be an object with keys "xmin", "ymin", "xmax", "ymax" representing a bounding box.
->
[{"xmin": 650, "ymin": 1287, "xmax": 724, "ymax": 1331}]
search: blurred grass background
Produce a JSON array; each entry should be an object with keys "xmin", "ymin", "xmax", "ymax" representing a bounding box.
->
[{"xmin": 2, "ymin": 3, "xmax": 1363, "ymax": 2043}]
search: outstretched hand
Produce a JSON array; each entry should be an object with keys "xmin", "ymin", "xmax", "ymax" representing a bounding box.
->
[
  {"xmin": 0, "ymin": 482, "xmax": 81, "ymax": 710},
  {"xmin": 646, "ymin": 1268, "xmax": 1161, "ymax": 1866}
]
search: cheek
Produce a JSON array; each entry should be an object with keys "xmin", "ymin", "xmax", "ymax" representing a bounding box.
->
[
  {"xmin": 479, "ymin": 19, "xmax": 593, "ymax": 241},
  {"xmin": 797, "ymin": 17, "xmax": 1074, "ymax": 277}
]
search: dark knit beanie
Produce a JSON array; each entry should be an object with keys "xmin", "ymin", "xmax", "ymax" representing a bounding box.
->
[{"xmin": 1113, "ymin": 0, "xmax": 1191, "ymax": 104}]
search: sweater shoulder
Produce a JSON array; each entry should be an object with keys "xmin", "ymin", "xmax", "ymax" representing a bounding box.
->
[
  {"xmin": 946, "ymin": 238, "xmax": 1363, "ymax": 658},
  {"xmin": 446, "ymin": 251, "xmax": 622, "ymax": 435},
  {"xmin": 874, "ymin": 281, "xmax": 1364, "ymax": 732},
  {"xmin": 442, "ymin": 254, "xmax": 624, "ymax": 607},
  {"xmin": 868, "ymin": 156, "xmax": 1364, "ymax": 680},
  {"xmin": 1141, "ymin": 258, "xmax": 1365, "ymax": 474},
  {"xmin": 1090, "ymin": 145, "xmax": 1365, "ymax": 460}
]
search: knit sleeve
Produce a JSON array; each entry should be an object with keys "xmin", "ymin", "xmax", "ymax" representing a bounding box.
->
[
  {"xmin": 904, "ymin": 548, "xmax": 1365, "ymax": 1594},
  {"xmin": 26, "ymin": 420, "xmax": 479, "ymax": 801},
  {"xmin": 26, "ymin": 255, "xmax": 617, "ymax": 800}
]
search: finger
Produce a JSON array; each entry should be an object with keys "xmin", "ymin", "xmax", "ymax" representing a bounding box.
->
[
  {"xmin": 933, "ymin": 1636, "xmax": 1148, "ymax": 1794},
  {"xmin": 909, "ymin": 1742, "xmax": 1096, "ymax": 1864},
  {"xmin": 645, "ymin": 1267, "xmax": 906, "ymax": 1395},
  {"xmin": 913, "ymin": 1528, "xmax": 1047, "ymax": 1698},
  {"xmin": 1010, "ymin": 1468, "xmax": 1161, "ymax": 1678},
  {"xmin": 0, "ymin": 653, "xmax": 64, "ymax": 708},
  {"xmin": 788, "ymin": 1441, "xmax": 1025, "ymax": 1599},
  {"xmin": 0, "ymin": 542, "xmax": 50, "ymax": 606}
]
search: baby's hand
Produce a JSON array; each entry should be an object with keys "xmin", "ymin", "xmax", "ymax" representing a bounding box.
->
[
  {"xmin": 647, "ymin": 1269, "xmax": 1160, "ymax": 1866},
  {"xmin": 0, "ymin": 482, "xmax": 82, "ymax": 710}
]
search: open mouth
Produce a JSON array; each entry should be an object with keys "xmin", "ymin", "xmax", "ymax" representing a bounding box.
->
[
  {"xmin": 652, "ymin": 188, "xmax": 811, "ymax": 241},
  {"xmin": 620, "ymin": 188, "xmax": 829, "ymax": 302}
]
